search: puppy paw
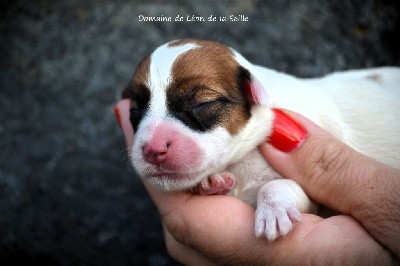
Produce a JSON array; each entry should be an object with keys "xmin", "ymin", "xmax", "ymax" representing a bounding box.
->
[
  {"xmin": 195, "ymin": 172, "xmax": 236, "ymax": 195},
  {"xmin": 255, "ymin": 200, "xmax": 301, "ymax": 241},
  {"xmin": 254, "ymin": 182, "xmax": 303, "ymax": 241}
]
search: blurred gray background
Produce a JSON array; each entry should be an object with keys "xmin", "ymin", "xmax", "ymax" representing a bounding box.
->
[{"xmin": 1, "ymin": 0, "xmax": 399, "ymax": 265}]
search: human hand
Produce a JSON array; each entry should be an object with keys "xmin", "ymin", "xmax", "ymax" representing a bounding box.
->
[
  {"xmin": 259, "ymin": 109, "xmax": 400, "ymax": 258},
  {"xmin": 115, "ymin": 100, "xmax": 398, "ymax": 264}
]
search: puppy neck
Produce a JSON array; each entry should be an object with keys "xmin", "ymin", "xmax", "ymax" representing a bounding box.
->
[{"xmin": 228, "ymin": 105, "xmax": 274, "ymax": 164}]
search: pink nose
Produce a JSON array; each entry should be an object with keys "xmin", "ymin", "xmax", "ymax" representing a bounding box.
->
[{"xmin": 143, "ymin": 142, "xmax": 169, "ymax": 165}]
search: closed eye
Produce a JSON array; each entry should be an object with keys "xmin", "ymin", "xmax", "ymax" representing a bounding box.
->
[
  {"xmin": 190, "ymin": 97, "xmax": 233, "ymax": 131},
  {"xmin": 193, "ymin": 97, "xmax": 231, "ymax": 111}
]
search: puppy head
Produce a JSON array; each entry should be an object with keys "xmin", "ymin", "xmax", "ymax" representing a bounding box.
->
[{"xmin": 122, "ymin": 39, "xmax": 270, "ymax": 191}]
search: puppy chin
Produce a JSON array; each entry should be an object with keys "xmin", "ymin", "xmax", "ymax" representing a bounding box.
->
[
  {"xmin": 144, "ymin": 173, "xmax": 204, "ymax": 192},
  {"xmin": 133, "ymin": 152, "xmax": 230, "ymax": 192},
  {"xmin": 131, "ymin": 156, "xmax": 205, "ymax": 192}
]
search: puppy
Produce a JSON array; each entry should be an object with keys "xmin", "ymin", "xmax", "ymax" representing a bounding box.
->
[{"xmin": 121, "ymin": 39, "xmax": 400, "ymax": 241}]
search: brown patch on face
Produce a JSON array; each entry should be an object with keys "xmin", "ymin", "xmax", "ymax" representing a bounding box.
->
[
  {"xmin": 121, "ymin": 54, "xmax": 151, "ymax": 131},
  {"xmin": 122, "ymin": 54, "xmax": 150, "ymax": 99},
  {"xmin": 167, "ymin": 39, "xmax": 251, "ymax": 135}
]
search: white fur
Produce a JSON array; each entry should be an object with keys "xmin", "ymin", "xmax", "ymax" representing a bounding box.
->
[
  {"xmin": 147, "ymin": 43, "xmax": 198, "ymax": 118},
  {"xmin": 131, "ymin": 40, "xmax": 400, "ymax": 241}
]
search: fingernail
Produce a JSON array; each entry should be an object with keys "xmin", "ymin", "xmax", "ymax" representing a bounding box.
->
[
  {"xmin": 268, "ymin": 109, "xmax": 307, "ymax": 152},
  {"xmin": 113, "ymin": 106, "xmax": 122, "ymax": 129}
]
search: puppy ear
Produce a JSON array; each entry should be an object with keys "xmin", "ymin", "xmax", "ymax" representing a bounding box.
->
[{"xmin": 239, "ymin": 67, "xmax": 269, "ymax": 106}]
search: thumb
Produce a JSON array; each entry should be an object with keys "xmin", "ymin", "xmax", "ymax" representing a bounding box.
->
[
  {"xmin": 259, "ymin": 109, "xmax": 400, "ymax": 256},
  {"xmin": 259, "ymin": 109, "xmax": 381, "ymax": 216}
]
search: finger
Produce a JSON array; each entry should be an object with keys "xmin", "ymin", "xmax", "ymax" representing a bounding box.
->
[
  {"xmin": 260, "ymin": 111, "xmax": 366, "ymax": 213},
  {"xmin": 160, "ymin": 193, "xmax": 392, "ymax": 264},
  {"xmin": 163, "ymin": 226, "xmax": 214, "ymax": 265},
  {"xmin": 259, "ymin": 110, "xmax": 400, "ymax": 255},
  {"xmin": 114, "ymin": 99, "xmax": 134, "ymax": 153},
  {"xmin": 259, "ymin": 110, "xmax": 373, "ymax": 214},
  {"xmin": 160, "ymin": 191, "xmax": 324, "ymax": 264}
]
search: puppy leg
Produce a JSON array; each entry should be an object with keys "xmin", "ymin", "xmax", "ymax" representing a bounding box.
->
[
  {"xmin": 255, "ymin": 179, "xmax": 315, "ymax": 241},
  {"xmin": 194, "ymin": 172, "xmax": 237, "ymax": 195}
]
